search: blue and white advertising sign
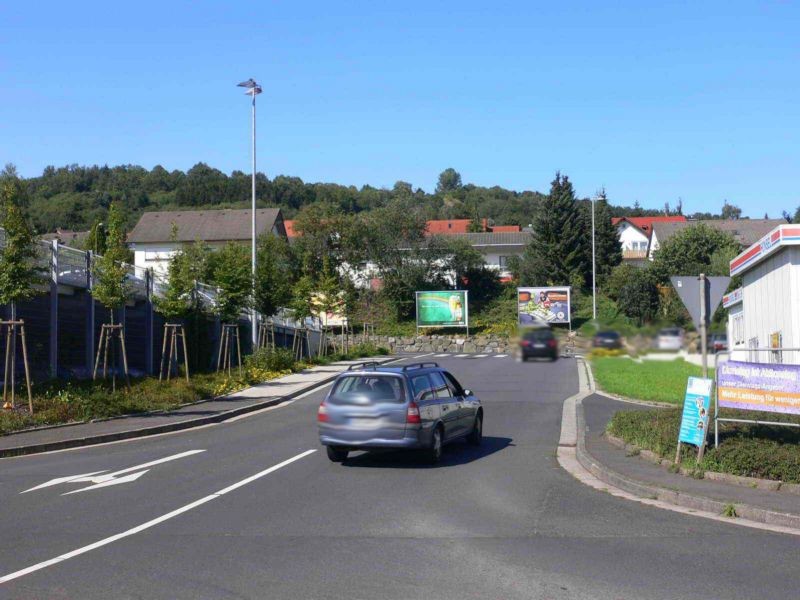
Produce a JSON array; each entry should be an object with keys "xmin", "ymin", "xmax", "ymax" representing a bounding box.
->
[{"xmin": 678, "ymin": 377, "xmax": 713, "ymax": 447}]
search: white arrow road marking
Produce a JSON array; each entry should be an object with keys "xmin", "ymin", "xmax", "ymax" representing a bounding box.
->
[
  {"xmin": 0, "ymin": 449, "xmax": 316, "ymax": 585},
  {"xmin": 63, "ymin": 470, "xmax": 150, "ymax": 495},
  {"xmin": 20, "ymin": 471, "xmax": 109, "ymax": 493},
  {"xmin": 20, "ymin": 449, "xmax": 206, "ymax": 494}
]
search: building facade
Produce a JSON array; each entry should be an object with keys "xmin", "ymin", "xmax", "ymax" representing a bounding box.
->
[
  {"xmin": 127, "ymin": 208, "xmax": 286, "ymax": 275},
  {"xmin": 725, "ymin": 224, "xmax": 800, "ymax": 364}
]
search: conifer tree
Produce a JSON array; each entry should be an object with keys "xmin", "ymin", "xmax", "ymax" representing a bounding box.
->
[{"xmin": 515, "ymin": 172, "xmax": 586, "ymax": 287}]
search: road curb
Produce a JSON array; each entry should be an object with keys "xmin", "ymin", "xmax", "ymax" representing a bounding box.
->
[
  {"xmin": 0, "ymin": 357, "xmax": 398, "ymax": 459},
  {"xmin": 571, "ymin": 365, "xmax": 800, "ymax": 531}
]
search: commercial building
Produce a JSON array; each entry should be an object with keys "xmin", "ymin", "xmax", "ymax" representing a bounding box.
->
[{"xmin": 725, "ymin": 223, "xmax": 800, "ymax": 363}]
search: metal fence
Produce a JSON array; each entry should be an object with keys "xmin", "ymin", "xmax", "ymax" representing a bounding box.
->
[{"xmin": 0, "ymin": 233, "xmax": 321, "ymax": 380}]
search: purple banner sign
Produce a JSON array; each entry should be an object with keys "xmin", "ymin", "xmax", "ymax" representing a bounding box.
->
[{"xmin": 717, "ymin": 360, "xmax": 800, "ymax": 415}]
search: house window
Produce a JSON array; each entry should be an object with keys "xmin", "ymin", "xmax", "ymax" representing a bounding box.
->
[{"xmin": 499, "ymin": 256, "xmax": 511, "ymax": 267}]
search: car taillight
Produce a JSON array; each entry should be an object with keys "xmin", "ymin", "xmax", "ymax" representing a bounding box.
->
[
  {"xmin": 406, "ymin": 402, "xmax": 421, "ymax": 424},
  {"xmin": 521, "ymin": 340, "xmax": 531, "ymax": 347},
  {"xmin": 317, "ymin": 401, "xmax": 329, "ymax": 423},
  {"xmin": 547, "ymin": 339, "xmax": 557, "ymax": 348}
]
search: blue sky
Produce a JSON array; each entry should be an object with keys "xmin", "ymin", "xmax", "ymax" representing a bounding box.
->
[{"xmin": 1, "ymin": 1, "xmax": 798, "ymax": 217}]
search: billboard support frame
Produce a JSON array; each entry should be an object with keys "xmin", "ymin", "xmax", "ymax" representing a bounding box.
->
[{"xmin": 713, "ymin": 348, "xmax": 800, "ymax": 449}]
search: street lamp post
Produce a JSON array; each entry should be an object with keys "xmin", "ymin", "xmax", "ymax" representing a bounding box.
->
[
  {"xmin": 237, "ymin": 78, "xmax": 262, "ymax": 346},
  {"xmin": 591, "ymin": 194, "xmax": 598, "ymax": 322}
]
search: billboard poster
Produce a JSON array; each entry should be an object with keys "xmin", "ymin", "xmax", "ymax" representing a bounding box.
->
[
  {"xmin": 717, "ymin": 360, "xmax": 800, "ymax": 415},
  {"xmin": 517, "ymin": 287, "xmax": 571, "ymax": 325},
  {"xmin": 311, "ymin": 292, "xmax": 347, "ymax": 327},
  {"xmin": 415, "ymin": 291, "xmax": 468, "ymax": 328},
  {"xmin": 678, "ymin": 377, "xmax": 713, "ymax": 447}
]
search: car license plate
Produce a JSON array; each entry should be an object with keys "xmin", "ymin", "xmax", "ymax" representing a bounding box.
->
[{"xmin": 533, "ymin": 343, "xmax": 545, "ymax": 348}]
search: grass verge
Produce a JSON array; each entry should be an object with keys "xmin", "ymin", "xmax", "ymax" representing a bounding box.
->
[
  {"xmin": 0, "ymin": 343, "xmax": 389, "ymax": 436},
  {"xmin": 607, "ymin": 408, "xmax": 800, "ymax": 483},
  {"xmin": 590, "ymin": 356, "xmax": 702, "ymax": 404}
]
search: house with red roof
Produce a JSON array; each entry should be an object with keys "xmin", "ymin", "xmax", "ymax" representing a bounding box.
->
[{"xmin": 612, "ymin": 216, "xmax": 687, "ymax": 265}]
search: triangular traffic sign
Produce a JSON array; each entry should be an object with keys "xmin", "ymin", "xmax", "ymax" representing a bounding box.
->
[{"xmin": 670, "ymin": 276, "xmax": 731, "ymax": 329}]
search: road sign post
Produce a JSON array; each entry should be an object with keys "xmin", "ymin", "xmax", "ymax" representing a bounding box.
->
[{"xmin": 670, "ymin": 274, "xmax": 730, "ymax": 463}]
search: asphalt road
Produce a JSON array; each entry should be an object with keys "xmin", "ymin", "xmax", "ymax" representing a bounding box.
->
[{"xmin": 1, "ymin": 353, "xmax": 799, "ymax": 600}]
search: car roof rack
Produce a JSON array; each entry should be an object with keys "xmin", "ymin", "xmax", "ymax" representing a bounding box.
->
[
  {"xmin": 401, "ymin": 362, "xmax": 439, "ymax": 372},
  {"xmin": 346, "ymin": 361, "xmax": 382, "ymax": 371}
]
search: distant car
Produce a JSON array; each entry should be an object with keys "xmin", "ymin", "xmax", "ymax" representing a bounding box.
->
[
  {"xmin": 656, "ymin": 327, "xmax": 684, "ymax": 351},
  {"xmin": 592, "ymin": 330, "xmax": 622, "ymax": 350},
  {"xmin": 710, "ymin": 333, "xmax": 728, "ymax": 353},
  {"xmin": 318, "ymin": 362, "xmax": 483, "ymax": 464},
  {"xmin": 519, "ymin": 327, "xmax": 558, "ymax": 361}
]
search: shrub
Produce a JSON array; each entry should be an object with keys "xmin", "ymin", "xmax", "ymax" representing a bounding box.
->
[
  {"xmin": 607, "ymin": 408, "xmax": 800, "ymax": 483},
  {"xmin": 245, "ymin": 347, "xmax": 296, "ymax": 373}
]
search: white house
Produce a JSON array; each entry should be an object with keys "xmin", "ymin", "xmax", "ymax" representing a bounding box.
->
[
  {"xmin": 612, "ymin": 216, "xmax": 687, "ymax": 266},
  {"xmin": 127, "ymin": 208, "xmax": 286, "ymax": 276},
  {"xmin": 725, "ymin": 223, "xmax": 800, "ymax": 364}
]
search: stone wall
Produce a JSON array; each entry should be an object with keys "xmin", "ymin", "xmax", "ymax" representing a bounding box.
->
[{"xmin": 350, "ymin": 334, "xmax": 512, "ymax": 354}]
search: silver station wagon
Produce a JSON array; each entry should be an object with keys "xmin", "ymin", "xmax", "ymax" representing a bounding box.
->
[{"xmin": 317, "ymin": 362, "xmax": 483, "ymax": 463}]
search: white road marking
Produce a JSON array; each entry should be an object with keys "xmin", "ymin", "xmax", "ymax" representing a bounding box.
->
[
  {"xmin": 494, "ymin": 354, "xmax": 508, "ymax": 358},
  {"xmin": 474, "ymin": 354, "xmax": 488, "ymax": 358},
  {"xmin": 455, "ymin": 354, "xmax": 468, "ymax": 358},
  {"xmin": 21, "ymin": 449, "xmax": 206, "ymax": 494},
  {"xmin": 0, "ymin": 449, "xmax": 317, "ymax": 585},
  {"xmin": 63, "ymin": 470, "xmax": 150, "ymax": 495},
  {"xmin": 434, "ymin": 353, "xmax": 449, "ymax": 357}
]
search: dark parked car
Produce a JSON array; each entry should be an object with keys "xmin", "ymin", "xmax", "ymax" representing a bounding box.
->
[
  {"xmin": 593, "ymin": 330, "xmax": 622, "ymax": 350},
  {"xmin": 519, "ymin": 327, "xmax": 558, "ymax": 361},
  {"xmin": 318, "ymin": 362, "xmax": 483, "ymax": 464}
]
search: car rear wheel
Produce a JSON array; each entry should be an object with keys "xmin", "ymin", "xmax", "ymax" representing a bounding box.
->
[
  {"xmin": 467, "ymin": 414, "xmax": 482, "ymax": 446},
  {"xmin": 425, "ymin": 427, "xmax": 443, "ymax": 464},
  {"xmin": 326, "ymin": 446, "xmax": 348, "ymax": 463}
]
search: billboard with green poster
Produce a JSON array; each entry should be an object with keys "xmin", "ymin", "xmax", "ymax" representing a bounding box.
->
[{"xmin": 415, "ymin": 291, "xmax": 469, "ymax": 328}]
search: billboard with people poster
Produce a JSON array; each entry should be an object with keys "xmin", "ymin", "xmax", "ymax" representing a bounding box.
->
[{"xmin": 517, "ymin": 287, "xmax": 571, "ymax": 325}]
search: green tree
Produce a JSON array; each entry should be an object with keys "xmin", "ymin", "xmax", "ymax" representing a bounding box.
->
[
  {"xmin": 515, "ymin": 172, "xmax": 586, "ymax": 288},
  {"xmin": 721, "ymin": 200, "xmax": 742, "ymax": 220},
  {"xmin": 604, "ymin": 263, "xmax": 638, "ymax": 301},
  {"xmin": 83, "ymin": 219, "xmax": 107, "ymax": 254},
  {"xmin": 0, "ymin": 165, "xmax": 43, "ymax": 318},
  {"xmin": 651, "ymin": 223, "xmax": 739, "ymax": 282},
  {"xmin": 254, "ymin": 233, "xmax": 296, "ymax": 318},
  {"xmin": 208, "ymin": 242, "xmax": 252, "ymax": 323},
  {"xmin": 445, "ymin": 237, "xmax": 500, "ymax": 312},
  {"xmin": 436, "ymin": 168, "xmax": 462, "ymax": 194},
  {"xmin": 289, "ymin": 274, "xmax": 316, "ymax": 324},
  {"xmin": 592, "ymin": 192, "xmax": 623, "ymax": 285},
  {"xmin": 617, "ymin": 268, "xmax": 660, "ymax": 326},
  {"xmin": 91, "ymin": 201, "xmax": 130, "ymax": 320}
]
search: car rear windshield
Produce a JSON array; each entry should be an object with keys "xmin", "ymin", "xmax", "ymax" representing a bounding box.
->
[
  {"xmin": 329, "ymin": 375, "xmax": 406, "ymax": 405},
  {"xmin": 660, "ymin": 328, "xmax": 682, "ymax": 336},
  {"xmin": 597, "ymin": 331, "xmax": 619, "ymax": 339},
  {"xmin": 524, "ymin": 329, "xmax": 554, "ymax": 341}
]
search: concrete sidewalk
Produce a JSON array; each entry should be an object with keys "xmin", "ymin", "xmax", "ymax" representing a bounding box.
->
[
  {"xmin": 0, "ymin": 357, "xmax": 396, "ymax": 458},
  {"xmin": 581, "ymin": 393, "xmax": 800, "ymax": 527}
]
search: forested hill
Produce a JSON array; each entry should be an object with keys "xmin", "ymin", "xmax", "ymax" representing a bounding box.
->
[{"xmin": 19, "ymin": 162, "xmax": 696, "ymax": 234}]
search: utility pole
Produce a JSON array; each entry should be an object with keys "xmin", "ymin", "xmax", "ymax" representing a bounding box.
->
[
  {"xmin": 592, "ymin": 195, "xmax": 596, "ymax": 321},
  {"xmin": 237, "ymin": 78, "xmax": 262, "ymax": 346}
]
